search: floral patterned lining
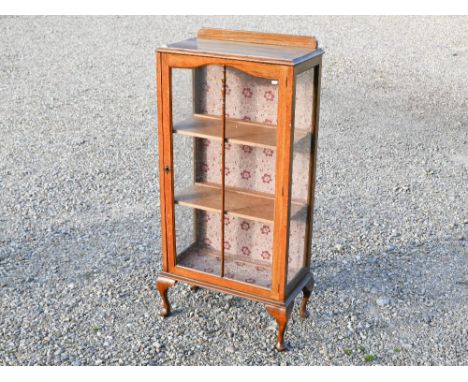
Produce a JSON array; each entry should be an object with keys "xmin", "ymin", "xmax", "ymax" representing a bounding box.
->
[
  {"xmin": 178, "ymin": 65, "xmax": 315, "ymax": 288},
  {"xmin": 177, "ymin": 243, "xmax": 274, "ymax": 288}
]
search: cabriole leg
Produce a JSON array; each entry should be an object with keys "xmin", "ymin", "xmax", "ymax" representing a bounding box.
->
[
  {"xmin": 300, "ymin": 276, "xmax": 315, "ymax": 319},
  {"xmin": 156, "ymin": 277, "xmax": 176, "ymax": 317},
  {"xmin": 266, "ymin": 302, "xmax": 294, "ymax": 352}
]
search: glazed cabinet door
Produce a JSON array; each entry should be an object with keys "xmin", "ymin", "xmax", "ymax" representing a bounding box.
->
[{"xmin": 158, "ymin": 53, "xmax": 292, "ymax": 300}]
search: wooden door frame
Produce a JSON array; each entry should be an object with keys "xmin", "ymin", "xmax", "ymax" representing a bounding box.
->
[
  {"xmin": 271, "ymin": 65, "xmax": 295, "ymax": 302},
  {"xmin": 157, "ymin": 51, "xmax": 295, "ymax": 303}
]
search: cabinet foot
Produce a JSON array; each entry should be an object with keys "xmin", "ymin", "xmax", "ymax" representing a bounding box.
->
[
  {"xmin": 156, "ymin": 277, "xmax": 176, "ymax": 317},
  {"xmin": 189, "ymin": 284, "xmax": 199, "ymax": 292},
  {"xmin": 266, "ymin": 302, "xmax": 294, "ymax": 352},
  {"xmin": 300, "ymin": 276, "xmax": 315, "ymax": 319}
]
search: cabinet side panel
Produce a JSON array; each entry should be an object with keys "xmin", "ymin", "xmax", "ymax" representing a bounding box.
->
[
  {"xmin": 304, "ymin": 62, "xmax": 322, "ymax": 268},
  {"xmin": 286, "ymin": 61, "xmax": 322, "ymax": 288},
  {"xmin": 286, "ymin": 67, "xmax": 314, "ymax": 284}
]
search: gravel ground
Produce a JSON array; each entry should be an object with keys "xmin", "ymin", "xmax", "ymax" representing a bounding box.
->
[{"xmin": 0, "ymin": 16, "xmax": 467, "ymax": 366}]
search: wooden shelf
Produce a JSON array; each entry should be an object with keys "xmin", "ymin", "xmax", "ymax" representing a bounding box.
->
[
  {"xmin": 173, "ymin": 114, "xmax": 309, "ymax": 149},
  {"xmin": 175, "ymin": 182, "xmax": 306, "ymax": 224}
]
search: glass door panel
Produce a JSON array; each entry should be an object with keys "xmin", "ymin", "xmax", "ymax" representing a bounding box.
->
[
  {"xmin": 172, "ymin": 66, "xmax": 223, "ymax": 277},
  {"xmin": 198, "ymin": 66, "xmax": 279, "ymax": 289},
  {"xmin": 171, "ymin": 63, "xmax": 280, "ymax": 290}
]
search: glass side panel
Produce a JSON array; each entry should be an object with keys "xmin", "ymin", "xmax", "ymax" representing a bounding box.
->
[
  {"xmin": 287, "ymin": 67, "xmax": 316, "ymax": 285},
  {"xmin": 172, "ymin": 66, "xmax": 223, "ymax": 276}
]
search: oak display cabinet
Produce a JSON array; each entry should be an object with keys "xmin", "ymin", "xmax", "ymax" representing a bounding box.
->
[{"xmin": 156, "ymin": 28, "xmax": 324, "ymax": 351}]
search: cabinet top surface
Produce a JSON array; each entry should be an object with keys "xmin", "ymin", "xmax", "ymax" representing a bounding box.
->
[{"xmin": 157, "ymin": 28, "xmax": 323, "ymax": 65}]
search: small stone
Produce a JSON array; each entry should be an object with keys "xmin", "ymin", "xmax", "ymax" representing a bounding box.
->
[
  {"xmin": 267, "ymin": 323, "xmax": 277, "ymax": 332},
  {"xmin": 334, "ymin": 244, "xmax": 343, "ymax": 252},
  {"xmin": 226, "ymin": 345, "xmax": 235, "ymax": 353},
  {"xmin": 325, "ymin": 311, "xmax": 334, "ymax": 318},
  {"xmin": 401, "ymin": 341, "xmax": 413, "ymax": 350},
  {"xmin": 422, "ymin": 313, "xmax": 434, "ymax": 324},
  {"xmin": 376, "ymin": 296, "xmax": 391, "ymax": 307}
]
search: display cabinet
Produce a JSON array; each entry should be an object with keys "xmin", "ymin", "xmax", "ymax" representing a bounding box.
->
[{"xmin": 156, "ymin": 28, "xmax": 324, "ymax": 351}]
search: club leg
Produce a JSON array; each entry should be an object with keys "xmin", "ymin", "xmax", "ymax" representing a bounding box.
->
[
  {"xmin": 156, "ymin": 277, "xmax": 176, "ymax": 317},
  {"xmin": 300, "ymin": 276, "xmax": 315, "ymax": 319},
  {"xmin": 266, "ymin": 302, "xmax": 294, "ymax": 352}
]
